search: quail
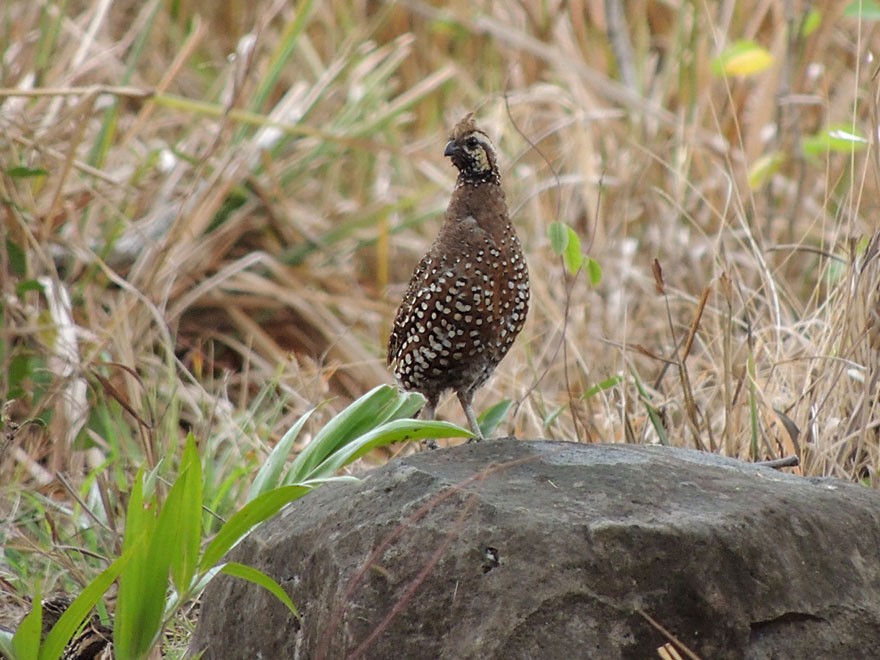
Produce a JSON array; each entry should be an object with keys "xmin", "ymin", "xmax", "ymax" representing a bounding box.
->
[{"xmin": 387, "ymin": 113, "xmax": 530, "ymax": 439}]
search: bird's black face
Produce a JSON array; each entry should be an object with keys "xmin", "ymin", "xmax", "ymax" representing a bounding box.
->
[{"xmin": 444, "ymin": 131, "xmax": 499, "ymax": 183}]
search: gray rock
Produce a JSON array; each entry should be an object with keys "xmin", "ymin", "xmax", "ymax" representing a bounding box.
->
[{"xmin": 188, "ymin": 440, "xmax": 880, "ymax": 659}]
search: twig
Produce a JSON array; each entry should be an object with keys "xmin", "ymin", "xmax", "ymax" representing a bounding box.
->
[
  {"xmin": 755, "ymin": 455, "xmax": 800, "ymax": 470},
  {"xmin": 637, "ymin": 608, "xmax": 701, "ymax": 660}
]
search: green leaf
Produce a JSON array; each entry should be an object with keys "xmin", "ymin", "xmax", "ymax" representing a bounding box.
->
[
  {"xmin": 712, "ymin": 40, "xmax": 774, "ymax": 77},
  {"xmin": 477, "ymin": 400, "xmax": 513, "ymax": 438},
  {"xmin": 200, "ymin": 485, "xmax": 312, "ymax": 572},
  {"xmin": 220, "ymin": 562, "xmax": 299, "ymax": 618},
  {"xmin": 824, "ymin": 258, "xmax": 848, "ymax": 286},
  {"xmin": 8, "ymin": 354, "xmax": 33, "ymax": 398},
  {"xmin": 584, "ymin": 256, "xmax": 603, "ymax": 287},
  {"xmin": 118, "ymin": 437, "xmax": 205, "ymax": 656},
  {"xmin": 801, "ymin": 9, "xmax": 822, "ymax": 36},
  {"xmin": 41, "ymin": 550, "xmax": 134, "ymax": 660},
  {"xmin": 548, "ymin": 223, "xmax": 588, "ymax": 276},
  {"xmin": 802, "ymin": 124, "xmax": 868, "ymax": 157},
  {"xmin": 631, "ymin": 369, "xmax": 668, "ymax": 446},
  {"xmin": 582, "ymin": 375, "xmax": 623, "ymax": 399},
  {"xmin": 120, "ymin": 470, "xmax": 150, "ymax": 553},
  {"xmin": 285, "ymin": 385, "xmax": 422, "ymax": 484},
  {"xmin": 308, "ymin": 418, "xmax": 472, "ymax": 480},
  {"xmin": 562, "ymin": 227, "xmax": 583, "ymax": 274},
  {"xmin": 844, "ymin": 0, "xmax": 880, "ymax": 19},
  {"xmin": 165, "ymin": 434, "xmax": 203, "ymax": 593},
  {"xmin": 12, "ymin": 585, "xmax": 41, "ymax": 660},
  {"xmin": 6, "ymin": 239, "xmax": 27, "ymax": 277},
  {"xmin": 114, "ymin": 473, "xmax": 166, "ymax": 660},
  {"xmin": 547, "ymin": 222, "xmax": 569, "ymax": 255},
  {"xmin": 249, "ymin": 409, "xmax": 314, "ymax": 501},
  {"xmin": 543, "ymin": 403, "xmax": 566, "ymax": 427},
  {"xmin": 285, "ymin": 385, "xmax": 396, "ymax": 481},
  {"xmin": 6, "ymin": 166, "xmax": 48, "ymax": 178},
  {"xmin": 15, "ymin": 279, "xmax": 44, "ymax": 296}
]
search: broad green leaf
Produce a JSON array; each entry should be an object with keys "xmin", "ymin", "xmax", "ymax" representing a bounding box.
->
[
  {"xmin": 12, "ymin": 585, "xmax": 41, "ymax": 660},
  {"xmin": 380, "ymin": 390, "xmax": 426, "ymax": 420},
  {"xmin": 115, "ymin": 473, "xmax": 165, "ymax": 660},
  {"xmin": 284, "ymin": 386, "xmax": 426, "ymax": 485},
  {"xmin": 200, "ymin": 485, "xmax": 312, "ymax": 572},
  {"xmin": 844, "ymin": 0, "xmax": 880, "ymax": 19},
  {"xmin": 562, "ymin": 227, "xmax": 583, "ymax": 275},
  {"xmin": 123, "ymin": 439, "xmax": 206, "ymax": 656},
  {"xmin": 285, "ymin": 385, "xmax": 399, "ymax": 482},
  {"xmin": 120, "ymin": 471, "xmax": 150, "ymax": 553},
  {"xmin": 477, "ymin": 399, "xmax": 513, "ymax": 438},
  {"xmin": 308, "ymin": 418, "xmax": 471, "ymax": 480},
  {"xmin": 547, "ymin": 222, "xmax": 569, "ymax": 255},
  {"xmin": 802, "ymin": 124, "xmax": 868, "ymax": 157},
  {"xmin": 712, "ymin": 40, "xmax": 774, "ymax": 77},
  {"xmin": 166, "ymin": 434, "xmax": 203, "ymax": 593},
  {"xmin": 249, "ymin": 409, "xmax": 314, "ymax": 501},
  {"xmin": 220, "ymin": 562, "xmax": 299, "ymax": 618},
  {"xmin": 585, "ymin": 256, "xmax": 603, "ymax": 287}
]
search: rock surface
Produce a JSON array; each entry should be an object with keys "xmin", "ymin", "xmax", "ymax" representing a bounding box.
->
[{"xmin": 189, "ymin": 440, "xmax": 880, "ymax": 659}]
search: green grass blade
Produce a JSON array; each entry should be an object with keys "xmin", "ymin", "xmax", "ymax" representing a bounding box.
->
[
  {"xmin": 247, "ymin": 0, "xmax": 318, "ymax": 115},
  {"xmin": 632, "ymin": 369, "xmax": 668, "ymax": 446}
]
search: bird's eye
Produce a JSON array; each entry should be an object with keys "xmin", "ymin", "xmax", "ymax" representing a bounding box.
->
[{"xmin": 466, "ymin": 137, "xmax": 479, "ymax": 149}]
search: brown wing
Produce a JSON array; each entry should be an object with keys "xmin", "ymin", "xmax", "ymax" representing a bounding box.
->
[{"xmin": 387, "ymin": 254, "xmax": 433, "ymax": 365}]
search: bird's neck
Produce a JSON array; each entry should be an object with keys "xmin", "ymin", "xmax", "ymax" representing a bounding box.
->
[{"xmin": 455, "ymin": 171, "xmax": 502, "ymax": 188}]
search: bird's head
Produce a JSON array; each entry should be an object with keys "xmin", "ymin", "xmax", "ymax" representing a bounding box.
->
[{"xmin": 444, "ymin": 113, "xmax": 500, "ymax": 185}]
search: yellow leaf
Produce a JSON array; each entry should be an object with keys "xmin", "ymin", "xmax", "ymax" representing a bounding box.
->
[
  {"xmin": 712, "ymin": 40, "xmax": 774, "ymax": 77},
  {"xmin": 724, "ymin": 48, "xmax": 773, "ymax": 75}
]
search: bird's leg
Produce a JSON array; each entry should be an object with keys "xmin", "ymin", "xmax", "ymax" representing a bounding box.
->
[
  {"xmin": 419, "ymin": 397, "xmax": 439, "ymax": 450},
  {"xmin": 457, "ymin": 390, "xmax": 484, "ymax": 442}
]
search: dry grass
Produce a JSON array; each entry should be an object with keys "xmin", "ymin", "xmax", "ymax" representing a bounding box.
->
[{"xmin": 2, "ymin": 0, "xmax": 880, "ymax": 648}]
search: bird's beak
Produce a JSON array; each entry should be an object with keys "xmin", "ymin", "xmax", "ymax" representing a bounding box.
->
[{"xmin": 444, "ymin": 141, "xmax": 458, "ymax": 157}]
